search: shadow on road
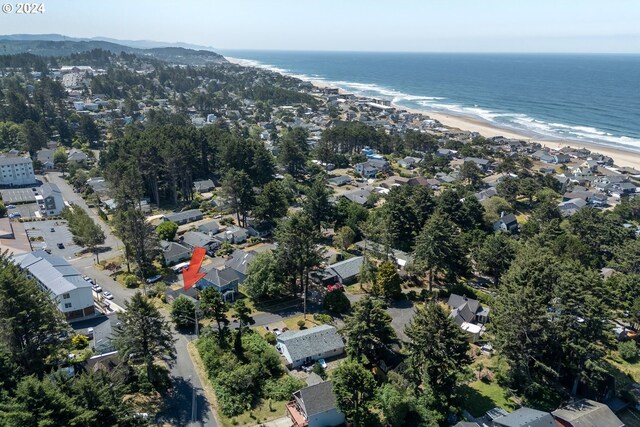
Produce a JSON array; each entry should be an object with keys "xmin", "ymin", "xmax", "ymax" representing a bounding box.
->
[{"xmin": 155, "ymin": 376, "xmax": 212, "ymax": 427}]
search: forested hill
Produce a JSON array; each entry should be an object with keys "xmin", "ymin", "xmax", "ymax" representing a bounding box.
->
[{"xmin": 0, "ymin": 39, "xmax": 227, "ymax": 65}]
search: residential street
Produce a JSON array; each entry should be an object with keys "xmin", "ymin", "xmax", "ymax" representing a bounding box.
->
[{"xmin": 43, "ymin": 172, "xmax": 216, "ymax": 426}]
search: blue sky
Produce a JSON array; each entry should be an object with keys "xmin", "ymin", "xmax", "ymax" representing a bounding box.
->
[{"xmin": 1, "ymin": 0, "xmax": 639, "ymax": 53}]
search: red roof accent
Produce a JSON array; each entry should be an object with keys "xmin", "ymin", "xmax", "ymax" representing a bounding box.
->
[{"xmin": 183, "ymin": 247, "xmax": 206, "ymax": 290}]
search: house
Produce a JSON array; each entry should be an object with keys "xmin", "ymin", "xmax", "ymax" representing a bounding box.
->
[
  {"xmin": 195, "ymin": 266, "xmax": 239, "ymax": 302},
  {"xmin": 67, "ymin": 149, "xmax": 88, "ymax": 164},
  {"xmin": 161, "ymin": 209, "xmax": 204, "ymax": 225},
  {"xmin": 277, "ymin": 324, "xmax": 344, "ymax": 368},
  {"xmin": 551, "ymin": 399, "xmax": 624, "ymax": 427},
  {"xmin": 287, "ymin": 381, "xmax": 345, "ymax": 427},
  {"xmin": 398, "ymin": 156, "xmax": 421, "ymax": 169},
  {"xmin": 436, "ymin": 148, "xmax": 456, "ymax": 158},
  {"xmin": 448, "ymin": 294, "xmax": 490, "ymax": 342},
  {"xmin": 322, "ymin": 256, "xmax": 364, "ymax": 285},
  {"xmin": 246, "ymin": 217, "xmax": 273, "ymax": 237},
  {"xmin": 40, "ymin": 183, "xmax": 65, "ymax": 216},
  {"xmin": 607, "ymin": 182, "xmax": 636, "ymax": 198},
  {"xmin": 224, "ymin": 249, "xmax": 257, "ymax": 282},
  {"xmin": 181, "ymin": 231, "xmax": 220, "ymax": 254},
  {"xmin": 493, "ymin": 407, "xmax": 556, "ymax": 427},
  {"xmin": 354, "ymin": 162, "xmax": 379, "ymax": 179},
  {"xmin": 327, "ymin": 175, "xmax": 352, "ymax": 186},
  {"xmin": 464, "ymin": 157, "xmax": 491, "ymax": 171},
  {"xmin": 475, "ymin": 187, "xmax": 498, "ymax": 202},
  {"xmin": 493, "ymin": 212, "xmax": 519, "ymax": 234},
  {"xmin": 86, "ymin": 177, "xmax": 110, "ymax": 194},
  {"xmin": 36, "ymin": 149, "xmax": 55, "ymax": 170},
  {"xmin": 197, "ymin": 220, "xmax": 221, "ymax": 236},
  {"xmin": 341, "ymin": 187, "xmax": 373, "ymax": 206},
  {"xmin": 161, "ymin": 241, "xmax": 191, "ymax": 266},
  {"xmin": 558, "ymin": 198, "xmax": 588, "ymax": 216},
  {"xmin": 0, "ymin": 156, "xmax": 37, "ymax": 186},
  {"xmin": 193, "ymin": 179, "xmax": 215, "ymax": 193},
  {"xmin": 213, "ymin": 225, "xmax": 248, "ymax": 244},
  {"xmin": 13, "ymin": 251, "xmax": 95, "ymax": 322}
]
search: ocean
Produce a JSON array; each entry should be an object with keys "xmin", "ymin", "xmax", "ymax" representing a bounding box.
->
[{"xmin": 221, "ymin": 50, "xmax": 640, "ymax": 152}]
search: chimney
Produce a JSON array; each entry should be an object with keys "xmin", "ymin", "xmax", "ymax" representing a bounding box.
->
[{"xmin": 500, "ymin": 211, "xmax": 505, "ymax": 218}]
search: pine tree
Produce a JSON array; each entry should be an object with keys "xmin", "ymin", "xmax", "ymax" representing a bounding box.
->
[
  {"xmin": 376, "ymin": 261, "xmax": 402, "ymax": 299},
  {"xmin": 171, "ymin": 296, "xmax": 196, "ymax": 330},
  {"xmin": 404, "ymin": 302, "xmax": 471, "ymax": 413},
  {"xmin": 113, "ymin": 292, "xmax": 176, "ymax": 381},
  {"xmin": 332, "ymin": 360, "xmax": 377, "ymax": 427},
  {"xmin": 302, "ymin": 174, "xmax": 333, "ymax": 231},
  {"xmin": 199, "ymin": 287, "xmax": 229, "ymax": 347},
  {"xmin": 342, "ymin": 297, "xmax": 396, "ymax": 364}
]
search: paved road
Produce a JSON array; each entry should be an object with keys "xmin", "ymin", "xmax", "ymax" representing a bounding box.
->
[
  {"xmin": 156, "ymin": 333, "xmax": 217, "ymax": 427},
  {"xmin": 44, "ymin": 172, "xmax": 216, "ymax": 426}
]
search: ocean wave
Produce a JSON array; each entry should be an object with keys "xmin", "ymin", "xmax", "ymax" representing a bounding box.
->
[{"xmin": 228, "ymin": 55, "xmax": 640, "ymax": 152}]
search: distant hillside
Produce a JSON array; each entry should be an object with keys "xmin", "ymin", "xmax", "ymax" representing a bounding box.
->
[
  {"xmin": 0, "ymin": 33, "xmax": 218, "ymax": 52},
  {"xmin": 0, "ymin": 38, "xmax": 226, "ymax": 65}
]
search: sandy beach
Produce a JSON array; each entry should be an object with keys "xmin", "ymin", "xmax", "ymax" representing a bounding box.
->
[
  {"xmin": 406, "ymin": 108, "xmax": 640, "ymax": 170},
  {"xmin": 227, "ymin": 57, "xmax": 640, "ymax": 170}
]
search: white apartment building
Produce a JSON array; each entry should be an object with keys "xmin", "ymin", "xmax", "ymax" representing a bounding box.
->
[
  {"xmin": 13, "ymin": 251, "xmax": 95, "ymax": 322},
  {"xmin": 0, "ymin": 156, "xmax": 36, "ymax": 186}
]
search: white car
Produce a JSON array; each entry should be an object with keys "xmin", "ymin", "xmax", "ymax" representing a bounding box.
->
[{"xmin": 103, "ymin": 291, "xmax": 114, "ymax": 300}]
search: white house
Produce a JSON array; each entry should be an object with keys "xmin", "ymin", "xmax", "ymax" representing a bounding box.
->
[
  {"xmin": 40, "ymin": 183, "xmax": 65, "ymax": 216},
  {"xmin": 277, "ymin": 324, "xmax": 344, "ymax": 369},
  {"xmin": 13, "ymin": 251, "xmax": 95, "ymax": 322},
  {"xmin": 0, "ymin": 156, "xmax": 36, "ymax": 186}
]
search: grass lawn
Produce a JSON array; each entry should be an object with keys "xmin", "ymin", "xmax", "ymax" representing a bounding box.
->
[
  {"xmin": 219, "ymin": 399, "xmax": 287, "ymax": 427},
  {"xmin": 462, "ymin": 379, "xmax": 516, "ymax": 418},
  {"xmin": 344, "ymin": 282, "xmax": 369, "ymax": 295},
  {"xmin": 283, "ymin": 315, "xmax": 322, "ymax": 332},
  {"xmin": 605, "ymin": 350, "xmax": 640, "ymax": 387}
]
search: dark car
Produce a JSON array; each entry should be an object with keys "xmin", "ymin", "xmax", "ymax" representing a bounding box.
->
[
  {"xmin": 57, "ymin": 243, "xmax": 64, "ymax": 249},
  {"xmin": 145, "ymin": 275, "xmax": 163, "ymax": 284}
]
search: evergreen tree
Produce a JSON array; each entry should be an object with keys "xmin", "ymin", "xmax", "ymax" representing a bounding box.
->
[
  {"xmin": 332, "ymin": 360, "xmax": 377, "ymax": 427},
  {"xmin": 414, "ymin": 212, "xmax": 468, "ymax": 291},
  {"xmin": 405, "ymin": 302, "xmax": 471, "ymax": 414},
  {"xmin": 473, "ymin": 233, "xmax": 518, "ymax": 286},
  {"xmin": 155, "ymin": 221, "xmax": 178, "ymax": 241},
  {"xmin": 253, "ymin": 180, "xmax": 288, "ymax": 228},
  {"xmin": 199, "ymin": 287, "xmax": 229, "ymax": 346},
  {"xmin": 342, "ymin": 297, "xmax": 396, "ymax": 364},
  {"xmin": 302, "ymin": 174, "xmax": 334, "ymax": 231},
  {"xmin": 221, "ymin": 169, "xmax": 255, "ymax": 228},
  {"xmin": 171, "ymin": 296, "xmax": 196, "ymax": 330},
  {"xmin": 232, "ymin": 300, "xmax": 254, "ymax": 353},
  {"xmin": 376, "ymin": 261, "xmax": 402, "ymax": 299},
  {"xmin": 242, "ymin": 251, "xmax": 285, "ymax": 301},
  {"xmin": 113, "ymin": 292, "xmax": 176, "ymax": 381}
]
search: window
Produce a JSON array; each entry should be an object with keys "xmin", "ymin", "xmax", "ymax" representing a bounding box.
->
[
  {"xmin": 64, "ymin": 303, "xmax": 72, "ymax": 309},
  {"xmin": 63, "ymin": 293, "xmax": 70, "ymax": 299}
]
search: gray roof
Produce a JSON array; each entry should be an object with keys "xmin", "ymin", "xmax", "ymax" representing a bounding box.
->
[
  {"xmin": 13, "ymin": 250, "xmax": 91, "ymax": 296},
  {"xmin": 498, "ymin": 213, "xmax": 518, "ymax": 227},
  {"xmin": 224, "ymin": 249, "xmax": 256, "ymax": 276},
  {"xmin": 42, "ymin": 183, "xmax": 62, "ymax": 199},
  {"xmin": 163, "ymin": 209, "xmax": 203, "ymax": 223},
  {"xmin": 0, "ymin": 156, "xmax": 31, "ymax": 166},
  {"xmin": 464, "ymin": 157, "xmax": 490, "ymax": 166},
  {"xmin": 197, "ymin": 220, "xmax": 220, "ymax": 234},
  {"xmin": 551, "ymin": 399, "xmax": 624, "ymax": 427},
  {"xmin": 201, "ymin": 267, "xmax": 240, "ymax": 288},
  {"xmin": 182, "ymin": 231, "xmax": 214, "ymax": 249},
  {"xmin": 194, "ymin": 179, "xmax": 215, "ymax": 192},
  {"xmin": 328, "ymin": 256, "xmax": 363, "ymax": 281},
  {"xmin": 328, "ymin": 175, "xmax": 352, "ymax": 186},
  {"xmin": 494, "ymin": 407, "xmax": 556, "ymax": 427},
  {"xmin": 342, "ymin": 188, "xmax": 372, "ymax": 205},
  {"xmin": 162, "ymin": 241, "xmax": 191, "ymax": 258},
  {"xmin": 278, "ymin": 324, "xmax": 344, "ymax": 363},
  {"xmin": 294, "ymin": 381, "xmax": 339, "ymax": 417},
  {"xmin": 448, "ymin": 294, "xmax": 480, "ymax": 314}
]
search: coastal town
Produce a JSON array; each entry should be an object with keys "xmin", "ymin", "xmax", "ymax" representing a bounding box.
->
[{"xmin": 0, "ymin": 41, "xmax": 639, "ymax": 427}]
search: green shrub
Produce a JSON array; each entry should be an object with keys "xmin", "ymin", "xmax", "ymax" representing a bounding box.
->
[
  {"xmin": 263, "ymin": 375, "xmax": 305, "ymax": 401},
  {"xmin": 322, "ymin": 291, "xmax": 351, "ymax": 314},
  {"xmin": 123, "ymin": 274, "xmax": 138, "ymax": 288},
  {"xmin": 71, "ymin": 334, "xmax": 89, "ymax": 349},
  {"xmin": 619, "ymin": 340, "xmax": 638, "ymax": 361},
  {"xmin": 313, "ymin": 313, "xmax": 333, "ymax": 325},
  {"xmin": 264, "ymin": 332, "xmax": 277, "ymax": 345}
]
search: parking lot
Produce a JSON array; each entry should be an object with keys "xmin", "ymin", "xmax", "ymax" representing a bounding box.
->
[
  {"xmin": 7, "ymin": 202, "xmax": 41, "ymax": 219},
  {"xmin": 0, "ymin": 187, "xmax": 38, "ymax": 204},
  {"xmin": 24, "ymin": 219, "xmax": 82, "ymax": 259}
]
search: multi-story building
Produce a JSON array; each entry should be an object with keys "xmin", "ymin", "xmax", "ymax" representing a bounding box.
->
[
  {"xmin": 0, "ymin": 156, "xmax": 36, "ymax": 186},
  {"xmin": 39, "ymin": 183, "xmax": 65, "ymax": 216},
  {"xmin": 13, "ymin": 250, "xmax": 95, "ymax": 322}
]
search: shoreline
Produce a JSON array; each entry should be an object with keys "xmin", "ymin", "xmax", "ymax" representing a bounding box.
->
[{"xmin": 226, "ymin": 57, "xmax": 640, "ymax": 169}]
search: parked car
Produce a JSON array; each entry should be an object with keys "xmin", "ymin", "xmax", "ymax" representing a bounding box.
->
[
  {"xmin": 6, "ymin": 205, "xmax": 15, "ymax": 209},
  {"xmin": 57, "ymin": 243, "xmax": 64, "ymax": 249},
  {"xmin": 50, "ymin": 228, "xmax": 55, "ymax": 232},
  {"xmin": 92, "ymin": 285, "xmax": 102, "ymax": 293},
  {"xmin": 318, "ymin": 358, "xmax": 327, "ymax": 369},
  {"xmin": 86, "ymin": 327, "xmax": 94, "ymax": 340},
  {"xmin": 8, "ymin": 213, "xmax": 21, "ymax": 219},
  {"xmin": 145, "ymin": 275, "xmax": 162, "ymax": 284},
  {"xmin": 103, "ymin": 291, "xmax": 114, "ymax": 300}
]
